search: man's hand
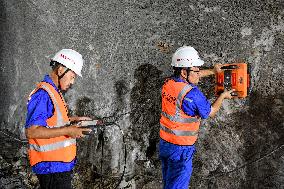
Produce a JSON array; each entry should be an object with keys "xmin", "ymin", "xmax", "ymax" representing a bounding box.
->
[
  {"xmin": 209, "ymin": 89, "xmax": 236, "ymax": 117},
  {"xmin": 221, "ymin": 89, "xmax": 235, "ymax": 99},
  {"xmin": 214, "ymin": 63, "xmax": 222, "ymax": 74},
  {"xmin": 66, "ymin": 125, "xmax": 92, "ymax": 138},
  {"xmin": 200, "ymin": 63, "xmax": 222, "ymax": 77}
]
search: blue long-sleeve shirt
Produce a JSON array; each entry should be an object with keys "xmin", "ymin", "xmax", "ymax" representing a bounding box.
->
[
  {"xmin": 179, "ymin": 78, "xmax": 211, "ymax": 119},
  {"xmin": 25, "ymin": 75, "xmax": 76, "ymax": 174}
]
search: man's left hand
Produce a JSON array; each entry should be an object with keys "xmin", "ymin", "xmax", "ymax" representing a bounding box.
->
[{"xmin": 214, "ymin": 63, "xmax": 222, "ymax": 74}]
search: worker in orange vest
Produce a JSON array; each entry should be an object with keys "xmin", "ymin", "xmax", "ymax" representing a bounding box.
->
[
  {"xmin": 159, "ymin": 46, "xmax": 235, "ymax": 189},
  {"xmin": 25, "ymin": 49, "xmax": 92, "ymax": 189}
]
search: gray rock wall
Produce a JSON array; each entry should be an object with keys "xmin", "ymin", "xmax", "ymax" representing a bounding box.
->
[{"xmin": 0, "ymin": 0, "xmax": 283, "ymax": 188}]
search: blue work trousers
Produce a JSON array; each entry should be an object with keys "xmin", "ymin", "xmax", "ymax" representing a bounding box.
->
[{"xmin": 159, "ymin": 139, "xmax": 196, "ymax": 189}]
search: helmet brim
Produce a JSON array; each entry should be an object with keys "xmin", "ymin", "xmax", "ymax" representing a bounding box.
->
[
  {"xmin": 194, "ymin": 59, "xmax": 204, "ymax": 67},
  {"xmin": 171, "ymin": 59, "xmax": 204, "ymax": 67}
]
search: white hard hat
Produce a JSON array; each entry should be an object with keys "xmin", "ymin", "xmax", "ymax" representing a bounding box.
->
[
  {"xmin": 51, "ymin": 49, "xmax": 84, "ymax": 77},
  {"xmin": 171, "ymin": 46, "xmax": 204, "ymax": 68}
]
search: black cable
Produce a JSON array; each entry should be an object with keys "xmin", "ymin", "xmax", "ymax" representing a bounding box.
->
[
  {"xmin": 0, "ymin": 122, "xmax": 127, "ymax": 188},
  {"xmin": 202, "ymin": 143, "xmax": 284, "ymax": 180},
  {"xmin": 100, "ymin": 128, "xmax": 104, "ymax": 189},
  {"xmin": 113, "ymin": 123, "xmax": 127, "ymax": 189},
  {"xmin": 0, "ymin": 111, "xmax": 130, "ymax": 188},
  {"xmin": 99, "ymin": 114, "xmax": 283, "ymax": 185},
  {"xmin": 0, "ymin": 130, "xmax": 28, "ymax": 144},
  {"xmin": 2, "ymin": 118, "xmax": 282, "ymax": 185},
  {"xmin": 88, "ymin": 122, "xmax": 127, "ymax": 189}
]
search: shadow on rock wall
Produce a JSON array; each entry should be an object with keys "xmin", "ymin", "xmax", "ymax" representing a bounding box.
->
[
  {"xmin": 114, "ymin": 79, "xmax": 129, "ymax": 111},
  {"xmin": 130, "ymin": 64, "xmax": 164, "ymax": 160},
  {"xmin": 190, "ymin": 91, "xmax": 284, "ymax": 189},
  {"xmin": 0, "ymin": 1, "xmax": 8, "ymax": 126},
  {"xmin": 0, "ymin": 1, "xmax": 5, "ymax": 57},
  {"xmin": 230, "ymin": 92, "xmax": 284, "ymax": 188},
  {"xmin": 129, "ymin": 63, "xmax": 165, "ymax": 188}
]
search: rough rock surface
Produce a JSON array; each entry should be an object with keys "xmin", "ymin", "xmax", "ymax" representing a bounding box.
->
[{"xmin": 0, "ymin": 0, "xmax": 283, "ymax": 188}]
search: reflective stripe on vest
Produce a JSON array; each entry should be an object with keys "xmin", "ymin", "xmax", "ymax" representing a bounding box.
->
[
  {"xmin": 160, "ymin": 79, "xmax": 201, "ymax": 145},
  {"xmin": 28, "ymin": 82, "xmax": 75, "ymax": 166},
  {"xmin": 30, "ymin": 138, "xmax": 76, "ymax": 152},
  {"xmin": 161, "ymin": 112, "xmax": 198, "ymax": 123},
  {"xmin": 160, "ymin": 124, "xmax": 198, "ymax": 136}
]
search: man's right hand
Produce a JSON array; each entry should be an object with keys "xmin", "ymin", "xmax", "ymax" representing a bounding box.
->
[
  {"xmin": 66, "ymin": 125, "xmax": 92, "ymax": 138},
  {"xmin": 221, "ymin": 89, "xmax": 235, "ymax": 99}
]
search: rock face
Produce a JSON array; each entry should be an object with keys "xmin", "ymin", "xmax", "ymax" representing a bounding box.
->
[{"xmin": 0, "ymin": 0, "xmax": 283, "ymax": 188}]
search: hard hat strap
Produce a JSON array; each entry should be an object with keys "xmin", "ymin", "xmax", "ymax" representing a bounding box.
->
[
  {"xmin": 58, "ymin": 67, "xmax": 70, "ymax": 90},
  {"xmin": 58, "ymin": 67, "xmax": 70, "ymax": 80},
  {"xmin": 186, "ymin": 68, "xmax": 191, "ymax": 84}
]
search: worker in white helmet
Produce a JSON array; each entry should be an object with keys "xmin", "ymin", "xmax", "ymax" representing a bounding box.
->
[
  {"xmin": 159, "ymin": 46, "xmax": 235, "ymax": 189},
  {"xmin": 24, "ymin": 49, "xmax": 92, "ymax": 189}
]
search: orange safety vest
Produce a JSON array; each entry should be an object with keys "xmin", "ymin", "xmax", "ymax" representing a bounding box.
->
[
  {"xmin": 28, "ymin": 82, "xmax": 76, "ymax": 166},
  {"xmin": 160, "ymin": 79, "xmax": 201, "ymax": 145}
]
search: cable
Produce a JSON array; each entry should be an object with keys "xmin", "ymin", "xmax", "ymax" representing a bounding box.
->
[
  {"xmin": 102, "ymin": 111, "xmax": 283, "ymax": 184},
  {"xmin": 87, "ymin": 122, "xmax": 127, "ymax": 189},
  {"xmin": 100, "ymin": 112, "xmax": 131, "ymax": 188},
  {"xmin": 0, "ymin": 111, "xmax": 131, "ymax": 188},
  {"xmin": 113, "ymin": 123, "xmax": 127, "ymax": 189},
  {"xmin": 202, "ymin": 143, "xmax": 284, "ymax": 180},
  {"xmin": 0, "ymin": 130, "xmax": 28, "ymax": 144},
  {"xmin": 101, "ymin": 111, "xmax": 132, "ymax": 123},
  {"xmin": 100, "ymin": 128, "xmax": 104, "ymax": 189},
  {"xmin": 0, "ymin": 123, "xmax": 127, "ymax": 189},
  {"xmin": 1, "ymin": 112, "xmax": 282, "ymax": 186}
]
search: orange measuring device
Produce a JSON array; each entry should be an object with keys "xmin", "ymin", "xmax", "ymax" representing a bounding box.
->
[{"xmin": 215, "ymin": 63, "xmax": 250, "ymax": 98}]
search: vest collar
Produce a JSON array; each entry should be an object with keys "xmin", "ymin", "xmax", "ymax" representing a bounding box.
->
[{"xmin": 43, "ymin": 75, "xmax": 60, "ymax": 92}]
